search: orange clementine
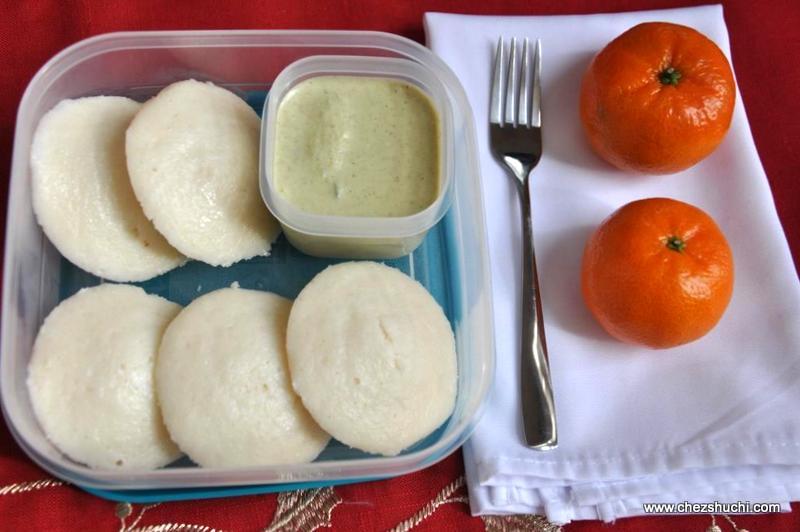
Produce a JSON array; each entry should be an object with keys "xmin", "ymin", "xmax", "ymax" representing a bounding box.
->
[
  {"xmin": 581, "ymin": 198, "xmax": 734, "ymax": 349},
  {"xmin": 580, "ymin": 22, "xmax": 736, "ymax": 174}
]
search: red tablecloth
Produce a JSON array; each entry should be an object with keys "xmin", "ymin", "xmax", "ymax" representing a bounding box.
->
[{"xmin": 1, "ymin": 1, "xmax": 798, "ymax": 531}]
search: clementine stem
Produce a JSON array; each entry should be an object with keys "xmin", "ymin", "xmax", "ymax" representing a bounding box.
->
[
  {"xmin": 666, "ymin": 235, "xmax": 686, "ymax": 252},
  {"xmin": 659, "ymin": 67, "xmax": 682, "ymax": 86}
]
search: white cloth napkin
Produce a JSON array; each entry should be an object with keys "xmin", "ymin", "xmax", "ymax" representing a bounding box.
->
[{"xmin": 425, "ymin": 5, "xmax": 800, "ymax": 524}]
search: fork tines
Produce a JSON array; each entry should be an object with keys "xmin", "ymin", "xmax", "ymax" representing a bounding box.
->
[{"xmin": 490, "ymin": 37, "xmax": 542, "ymax": 128}]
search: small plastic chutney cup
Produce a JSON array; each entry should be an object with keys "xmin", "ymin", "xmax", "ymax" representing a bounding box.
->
[{"xmin": 260, "ymin": 55, "xmax": 454, "ymax": 259}]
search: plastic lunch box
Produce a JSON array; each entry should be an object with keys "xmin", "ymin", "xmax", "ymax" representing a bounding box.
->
[
  {"xmin": 0, "ymin": 30, "xmax": 495, "ymax": 502},
  {"xmin": 260, "ymin": 55, "xmax": 454, "ymax": 259}
]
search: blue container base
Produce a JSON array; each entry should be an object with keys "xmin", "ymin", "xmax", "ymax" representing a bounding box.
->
[
  {"xmin": 56, "ymin": 90, "xmax": 461, "ymax": 502},
  {"xmin": 81, "ymin": 476, "xmax": 383, "ymax": 503}
]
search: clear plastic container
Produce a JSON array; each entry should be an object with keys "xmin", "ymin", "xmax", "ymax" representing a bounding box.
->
[
  {"xmin": 1, "ymin": 30, "xmax": 495, "ymax": 499},
  {"xmin": 260, "ymin": 55, "xmax": 454, "ymax": 259}
]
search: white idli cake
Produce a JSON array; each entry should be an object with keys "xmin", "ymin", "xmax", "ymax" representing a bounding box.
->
[
  {"xmin": 126, "ymin": 80, "xmax": 280, "ymax": 267},
  {"xmin": 27, "ymin": 284, "xmax": 182, "ymax": 470},
  {"xmin": 287, "ymin": 261, "xmax": 457, "ymax": 456},
  {"xmin": 156, "ymin": 287, "xmax": 329, "ymax": 467},
  {"xmin": 30, "ymin": 96, "xmax": 185, "ymax": 282}
]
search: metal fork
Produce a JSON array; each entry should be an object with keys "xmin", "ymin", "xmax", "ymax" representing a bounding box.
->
[{"xmin": 489, "ymin": 37, "xmax": 557, "ymax": 450}]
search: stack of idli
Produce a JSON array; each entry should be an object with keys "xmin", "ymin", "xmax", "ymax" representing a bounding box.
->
[
  {"xmin": 27, "ymin": 262, "xmax": 457, "ymax": 470},
  {"xmin": 27, "ymin": 79, "xmax": 457, "ymax": 472},
  {"xmin": 27, "ymin": 284, "xmax": 330, "ymax": 470},
  {"xmin": 31, "ymin": 79, "xmax": 281, "ymax": 281}
]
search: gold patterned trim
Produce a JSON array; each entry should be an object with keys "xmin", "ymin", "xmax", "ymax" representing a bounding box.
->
[
  {"xmin": 482, "ymin": 514, "xmax": 563, "ymax": 532},
  {"xmin": 115, "ymin": 486, "xmax": 341, "ymax": 532},
  {"xmin": 119, "ymin": 502, "xmax": 159, "ymax": 532},
  {"xmin": 130, "ymin": 525, "xmax": 222, "ymax": 532},
  {"xmin": 389, "ymin": 475, "xmax": 470, "ymax": 532},
  {"xmin": 0, "ymin": 478, "xmax": 65, "ymax": 495},
  {"xmin": 265, "ymin": 487, "xmax": 342, "ymax": 531},
  {"xmin": 119, "ymin": 502, "xmax": 223, "ymax": 532}
]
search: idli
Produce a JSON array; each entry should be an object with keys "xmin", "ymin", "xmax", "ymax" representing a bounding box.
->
[
  {"xmin": 31, "ymin": 96, "xmax": 185, "ymax": 282},
  {"xmin": 156, "ymin": 288, "xmax": 329, "ymax": 467},
  {"xmin": 286, "ymin": 261, "xmax": 457, "ymax": 456},
  {"xmin": 27, "ymin": 284, "xmax": 182, "ymax": 470},
  {"xmin": 126, "ymin": 80, "xmax": 280, "ymax": 267}
]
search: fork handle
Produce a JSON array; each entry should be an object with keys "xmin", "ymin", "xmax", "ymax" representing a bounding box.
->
[{"xmin": 518, "ymin": 176, "xmax": 558, "ymax": 450}]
